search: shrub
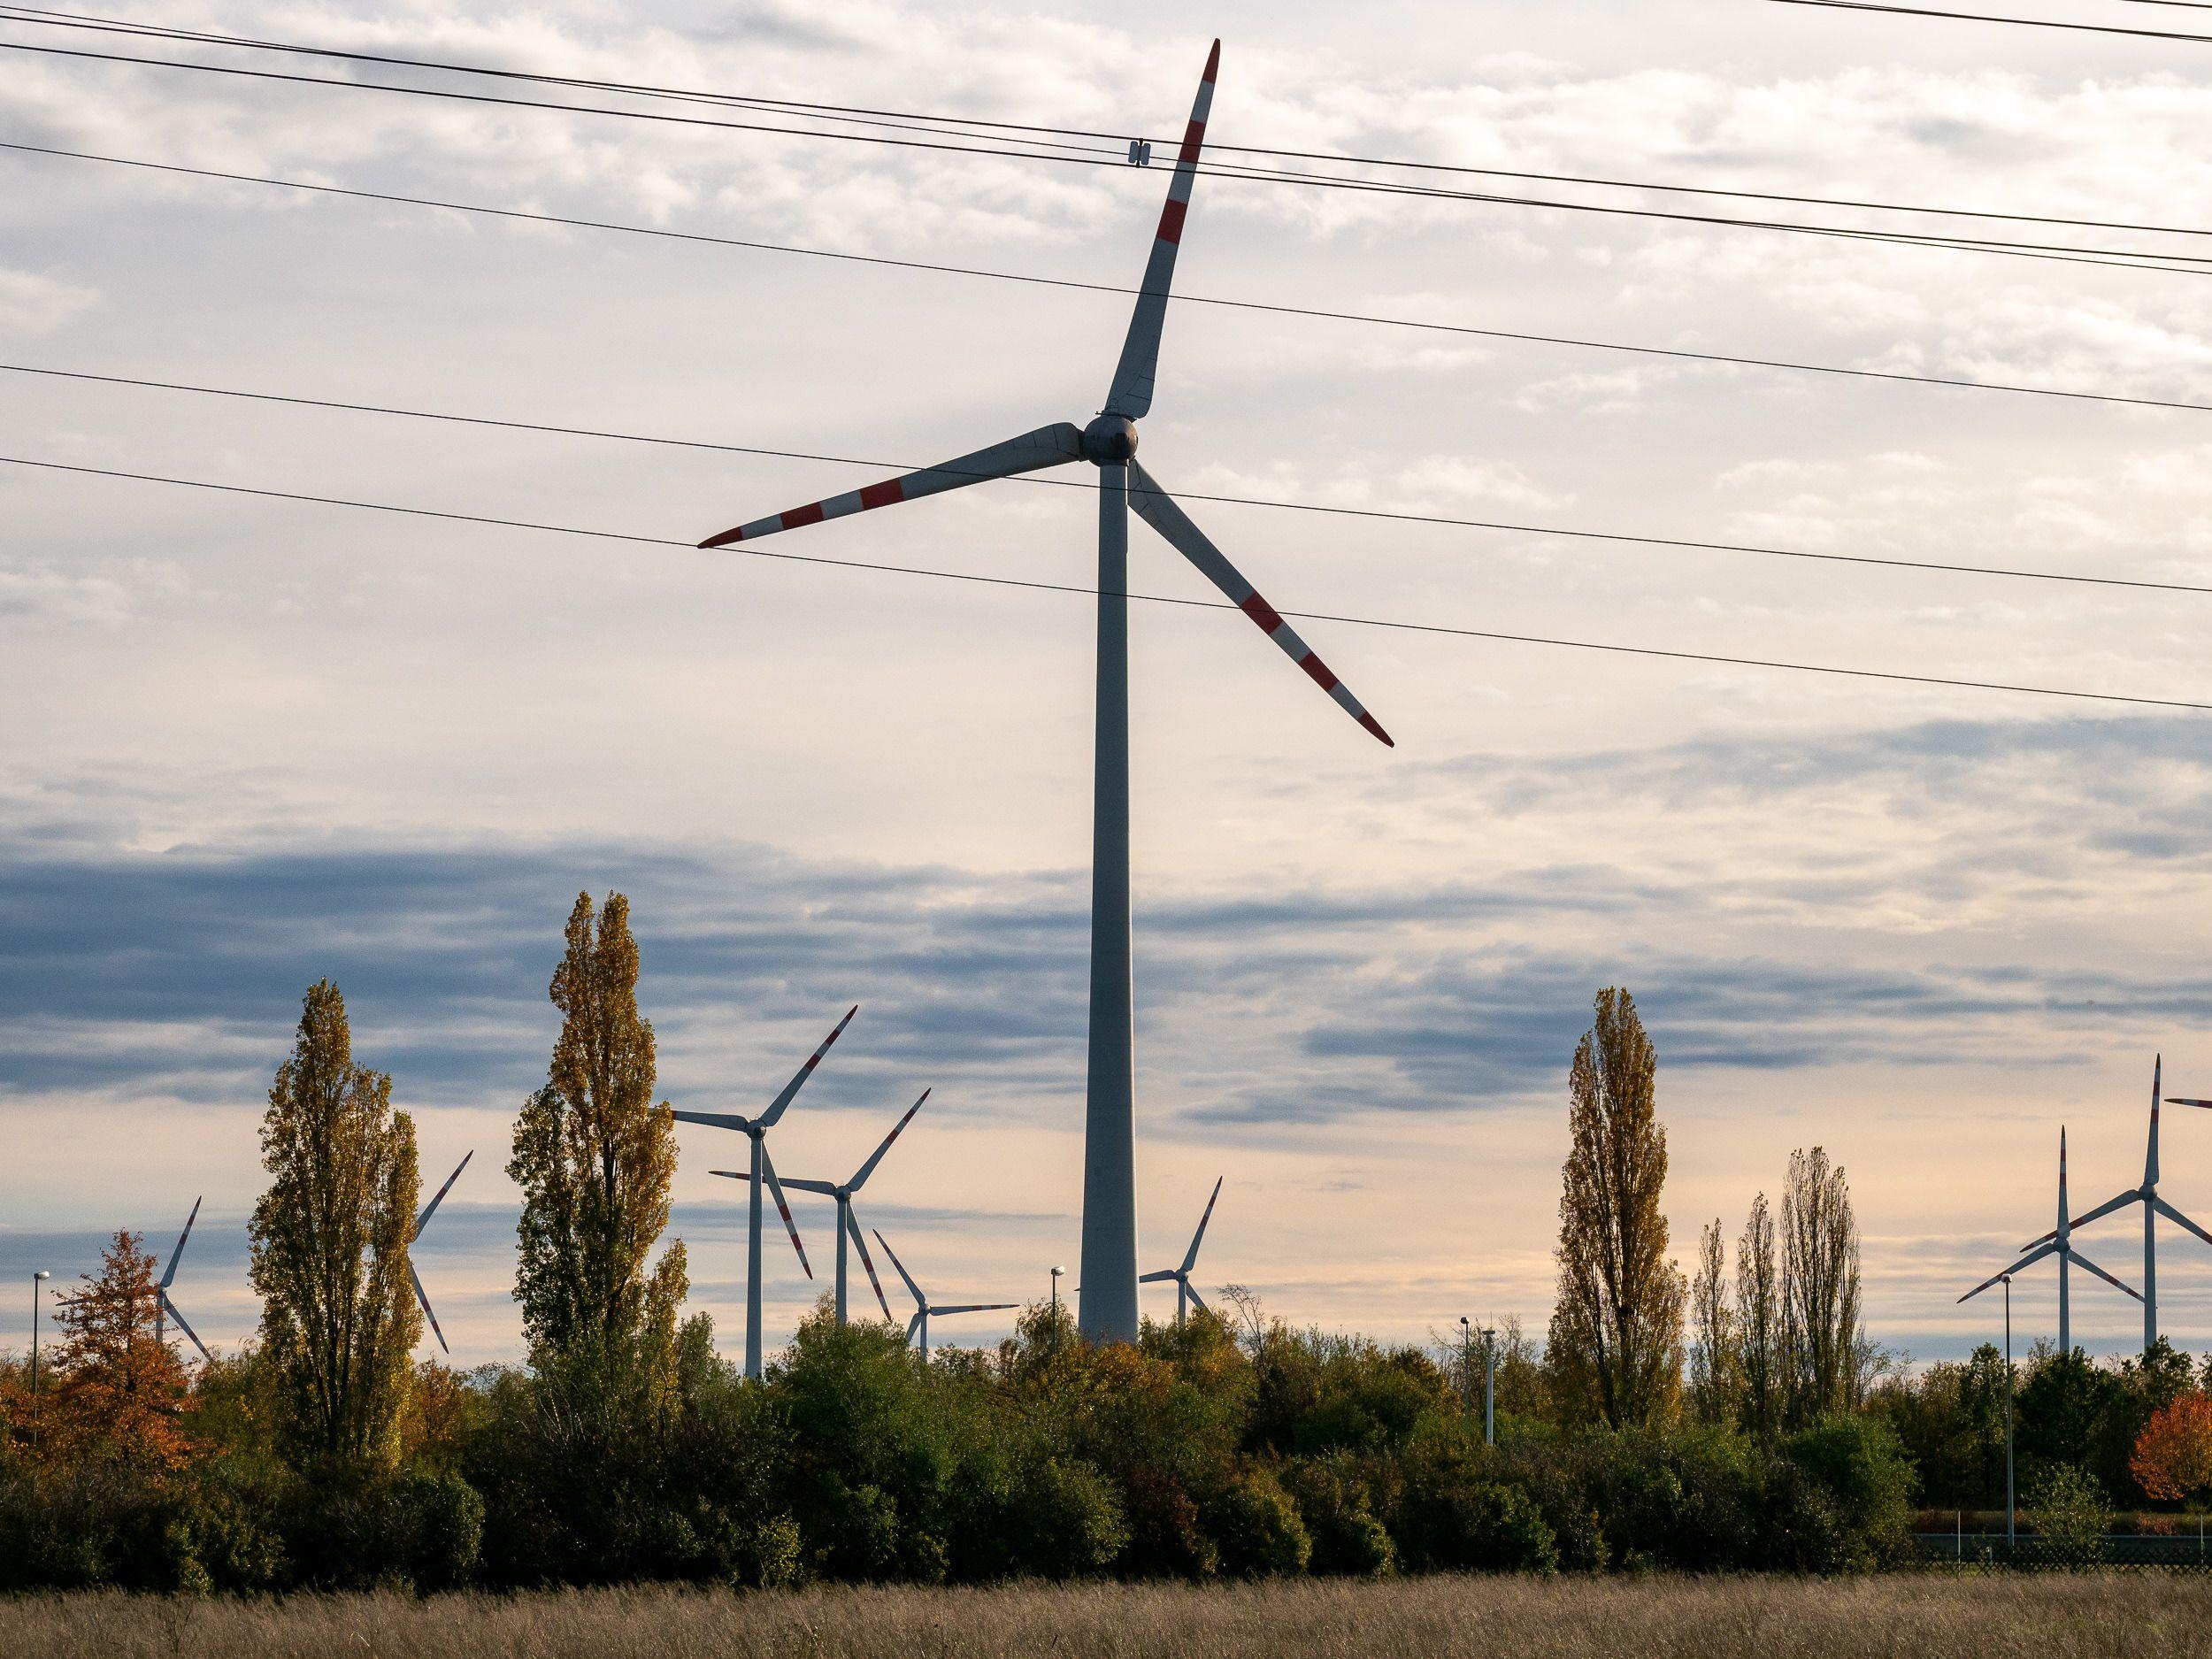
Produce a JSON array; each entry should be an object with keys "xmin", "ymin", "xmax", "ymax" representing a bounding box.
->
[
  {"xmin": 1282, "ymin": 1455, "xmax": 1395, "ymax": 1577},
  {"xmin": 1210, "ymin": 1468, "xmax": 1311, "ymax": 1578},
  {"xmin": 1010, "ymin": 1456, "xmax": 1126, "ymax": 1578},
  {"xmin": 2024, "ymin": 1462, "xmax": 2112, "ymax": 1559}
]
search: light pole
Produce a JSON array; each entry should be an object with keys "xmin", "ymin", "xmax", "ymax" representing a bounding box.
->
[
  {"xmin": 1458, "ymin": 1317, "xmax": 1473, "ymax": 1432},
  {"xmin": 30, "ymin": 1270, "xmax": 50, "ymax": 1455},
  {"xmin": 1049, "ymin": 1265, "xmax": 1064, "ymax": 1323},
  {"xmin": 2003, "ymin": 1273, "xmax": 2016, "ymax": 1549},
  {"xmin": 1481, "ymin": 1325, "xmax": 1497, "ymax": 1448}
]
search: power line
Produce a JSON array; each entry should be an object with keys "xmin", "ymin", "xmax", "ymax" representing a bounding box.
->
[
  {"xmin": 4, "ymin": 34, "xmax": 2210, "ymax": 275},
  {"xmin": 1765, "ymin": 0, "xmax": 2212, "ymax": 43},
  {"xmin": 16, "ymin": 139, "xmax": 2212, "ymax": 425},
  {"xmin": 5, "ymin": 450, "xmax": 2202, "ymax": 713},
  {"xmin": 14, "ymin": 358, "xmax": 2212, "ymax": 600},
  {"xmin": 11, "ymin": 3, "xmax": 2212, "ymax": 247}
]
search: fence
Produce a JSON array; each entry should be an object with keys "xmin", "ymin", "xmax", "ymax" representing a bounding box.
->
[{"xmin": 1911, "ymin": 1528, "xmax": 2212, "ymax": 1569}]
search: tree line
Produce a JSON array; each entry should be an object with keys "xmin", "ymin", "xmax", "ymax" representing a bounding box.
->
[{"xmin": 2, "ymin": 910, "xmax": 2208, "ymax": 1591}]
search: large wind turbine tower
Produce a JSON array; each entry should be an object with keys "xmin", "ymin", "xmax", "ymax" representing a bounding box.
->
[{"xmin": 691, "ymin": 42, "xmax": 1393, "ymax": 1343}]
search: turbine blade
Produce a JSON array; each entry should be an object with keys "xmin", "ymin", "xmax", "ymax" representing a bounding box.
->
[
  {"xmin": 847, "ymin": 1209, "xmax": 892, "ymax": 1321},
  {"xmin": 2166, "ymin": 1097, "xmax": 2212, "ymax": 1109},
  {"xmin": 933, "ymin": 1303, "xmax": 1019, "ymax": 1317},
  {"xmin": 2064, "ymin": 1190, "xmax": 2140, "ymax": 1234},
  {"xmin": 850, "ymin": 1088, "xmax": 927, "ymax": 1190},
  {"xmin": 759, "ymin": 1145, "xmax": 812, "ymax": 1279},
  {"xmin": 159, "ymin": 1289, "xmax": 210, "ymax": 1361},
  {"xmin": 1102, "ymin": 39, "xmax": 1221, "ymax": 419},
  {"xmin": 2066, "ymin": 1246, "xmax": 2143, "ymax": 1302},
  {"xmin": 410, "ymin": 1263, "xmax": 450, "ymax": 1356},
  {"xmin": 906, "ymin": 1310, "xmax": 926, "ymax": 1345},
  {"xmin": 161, "ymin": 1195, "xmax": 202, "ymax": 1290},
  {"xmin": 780, "ymin": 1178, "xmax": 842, "ymax": 1197},
  {"xmin": 872, "ymin": 1227, "xmax": 926, "ymax": 1309},
  {"xmin": 1139, "ymin": 1270, "xmax": 1177, "ymax": 1283},
  {"xmin": 412, "ymin": 1149, "xmax": 473, "ymax": 1241},
  {"xmin": 2150, "ymin": 1055, "xmax": 2163, "ymax": 1187},
  {"xmin": 1960, "ymin": 1240, "xmax": 2058, "ymax": 1302},
  {"xmin": 672, "ymin": 1110, "xmax": 753, "ymax": 1131},
  {"xmin": 2153, "ymin": 1194, "xmax": 2212, "ymax": 1250},
  {"xmin": 1184, "ymin": 1282, "xmax": 1211, "ymax": 1315},
  {"xmin": 1128, "ymin": 461, "xmax": 1393, "ymax": 746},
  {"xmin": 700, "ymin": 428, "xmax": 1083, "ymax": 549},
  {"xmin": 758, "ymin": 1006, "xmax": 860, "ymax": 1128},
  {"xmin": 1181, "ymin": 1175, "xmax": 1223, "ymax": 1274}
]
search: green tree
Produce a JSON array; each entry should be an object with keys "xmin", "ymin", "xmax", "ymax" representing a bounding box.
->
[
  {"xmin": 509, "ymin": 892, "xmax": 687, "ymax": 1408},
  {"xmin": 1736, "ymin": 1192, "xmax": 1783, "ymax": 1440},
  {"xmin": 1547, "ymin": 987, "xmax": 1686, "ymax": 1429},
  {"xmin": 249, "ymin": 980, "xmax": 420, "ymax": 1465},
  {"xmin": 1688, "ymin": 1217, "xmax": 1740, "ymax": 1425},
  {"xmin": 1782, "ymin": 1146, "xmax": 1861, "ymax": 1423}
]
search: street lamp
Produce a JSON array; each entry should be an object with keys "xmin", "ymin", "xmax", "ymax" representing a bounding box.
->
[
  {"xmin": 2003, "ymin": 1273, "xmax": 2016, "ymax": 1549},
  {"xmin": 1049, "ymin": 1265, "xmax": 1064, "ymax": 1321},
  {"xmin": 30, "ymin": 1270, "xmax": 50, "ymax": 1454},
  {"xmin": 1480, "ymin": 1324, "xmax": 1497, "ymax": 1448}
]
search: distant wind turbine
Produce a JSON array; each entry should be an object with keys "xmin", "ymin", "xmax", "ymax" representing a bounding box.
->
[
  {"xmin": 872, "ymin": 1228, "xmax": 1016, "ymax": 1359},
  {"xmin": 409, "ymin": 1150, "xmax": 473, "ymax": 1355},
  {"xmin": 720, "ymin": 1088, "xmax": 927, "ymax": 1325},
  {"xmin": 689, "ymin": 41, "xmax": 1393, "ymax": 1342},
  {"xmin": 1140, "ymin": 1176, "xmax": 1221, "ymax": 1327},
  {"xmin": 673, "ymin": 1007, "xmax": 856, "ymax": 1377},
  {"xmin": 2024, "ymin": 1057, "xmax": 2212, "ymax": 1355},
  {"xmin": 1962, "ymin": 1128, "xmax": 2139, "ymax": 1355},
  {"xmin": 156, "ymin": 1196, "xmax": 210, "ymax": 1362}
]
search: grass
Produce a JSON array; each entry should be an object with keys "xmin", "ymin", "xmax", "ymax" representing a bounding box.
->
[{"xmin": 3, "ymin": 1574, "xmax": 2210, "ymax": 1659}]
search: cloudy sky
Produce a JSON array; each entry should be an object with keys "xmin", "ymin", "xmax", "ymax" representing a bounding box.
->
[{"xmin": 7, "ymin": 0, "xmax": 2212, "ymax": 1371}]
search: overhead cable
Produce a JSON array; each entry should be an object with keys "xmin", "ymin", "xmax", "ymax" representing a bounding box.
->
[{"xmin": 6, "ymin": 452, "xmax": 2203, "ymax": 712}]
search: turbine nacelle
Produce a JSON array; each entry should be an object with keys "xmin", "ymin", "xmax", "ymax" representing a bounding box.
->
[{"xmin": 1080, "ymin": 414, "xmax": 1139, "ymax": 465}]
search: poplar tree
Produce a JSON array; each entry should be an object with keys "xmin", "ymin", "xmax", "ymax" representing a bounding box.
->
[
  {"xmin": 509, "ymin": 892, "xmax": 686, "ymax": 1412},
  {"xmin": 1736, "ymin": 1191, "xmax": 1783, "ymax": 1439},
  {"xmin": 1688, "ymin": 1217, "xmax": 1741, "ymax": 1425},
  {"xmin": 1547, "ymin": 987, "xmax": 1686, "ymax": 1428},
  {"xmin": 249, "ymin": 980, "xmax": 420, "ymax": 1465},
  {"xmin": 1782, "ymin": 1145, "xmax": 1863, "ymax": 1422}
]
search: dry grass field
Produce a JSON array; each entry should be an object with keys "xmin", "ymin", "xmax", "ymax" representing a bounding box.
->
[{"xmin": 2, "ymin": 1574, "xmax": 2208, "ymax": 1659}]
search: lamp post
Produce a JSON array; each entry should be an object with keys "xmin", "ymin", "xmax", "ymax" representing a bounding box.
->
[
  {"xmin": 2003, "ymin": 1273, "xmax": 2016, "ymax": 1549},
  {"xmin": 30, "ymin": 1270, "xmax": 50, "ymax": 1455},
  {"xmin": 1481, "ymin": 1325, "xmax": 1497, "ymax": 1448},
  {"xmin": 1458, "ymin": 1317, "xmax": 1473, "ymax": 1432},
  {"xmin": 1049, "ymin": 1265, "xmax": 1064, "ymax": 1322}
]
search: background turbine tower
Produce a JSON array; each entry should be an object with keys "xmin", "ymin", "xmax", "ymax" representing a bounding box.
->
[
  {"xmin": 691, "ymin": 42, "xmax": 1392, "ymax": 1344},
  {"xmin": 672, "ymin": 1006, "xmax": 855, "ymax": 1376},
  {"xmin": 155, "ymin": 1195, "xmax": 209, "ymax": 1362},
  {"xmin": 1962, "ymin": 1127, "xmax": 2139, "ymax": 1355},
  {"xmin": 408, "ymin": 1149, "xmax": 472, "ymax": 1355},
  {"xmin": 1140, "ymin": 1175, "xmax": 1221, "ymax": 1327},
  {"xmin": 726, "ymin": 1088, "xmax": 927, "ymax": 1325},
  {"xmin": 2029, "ymin": 1057, "xmax": 2212, "ymax": 1355},
  {"xmin": 872, "ymin": 1229, "xmax": 1017, "ymax": 1359}
]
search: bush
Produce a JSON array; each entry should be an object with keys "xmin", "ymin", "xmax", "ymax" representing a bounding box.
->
[
  {"xmin": 1010, "ymin": 1456, "xmax": 1126, "ymax": 1578},
  {"xmin": 1282, "ymin": 1455, "xmax": 1395, "ymax": 1577},
  {"xmin": 1210, "ymin": 1468, "xmax": 1311, "ymax": 1578},
  {"xmin": 1387, "ymin": 1445, "xmax": 1559, "ymax": 1574},
  {"xmin": 2024, "ymin": 1462, "xmax": 2112, "ymax": 1558}
]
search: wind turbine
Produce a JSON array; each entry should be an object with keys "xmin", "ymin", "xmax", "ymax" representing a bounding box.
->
[
  {"xmin": 672, "ymin": 1006, "xmax": 856, "ymax": 1377},
  {"xmin": 408, "ymin": 1150, "xmax": 473, "ymax": 1355},
  {"xmin": 1140, "ymin": 1175, "xmax": 1221, "ymax": 1327},
  {"xmin": 872, "ymin": 1228, "xmax": 1017, "ymax": 1359},
  {"xmin": 718, "ymin": 1088, "xmax": 927, "ymax": 1325},
  {"xmin": 691, "ymin": 41, "xmax": 1393, "ymax": 1344},
  {"xmin": 2027, "ymin": 1058, "xmax": 2212, "ymax": 1355},
  {"xmin": 1962, "ymin": 1128, "xmax": 2139, "ymax": 1356},
  {"xmin": 155, "ymin": 1196, "xmax": 209, "ymax": 1362}
]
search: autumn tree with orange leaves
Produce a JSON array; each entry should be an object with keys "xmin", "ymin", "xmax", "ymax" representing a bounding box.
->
[
  {"xmin": 2132, "ymin": 1391, "xmax": 2212, "ymax": 1506},
  {"xmin": 47, "ymin": 1230, "xmax": 194, "ymax": 1471}
]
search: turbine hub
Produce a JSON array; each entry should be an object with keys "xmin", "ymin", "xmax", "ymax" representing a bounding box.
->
[{"xmin": 1081, "ymin": 414, "xmax": 1138, "ymax": 465}]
